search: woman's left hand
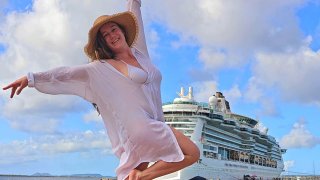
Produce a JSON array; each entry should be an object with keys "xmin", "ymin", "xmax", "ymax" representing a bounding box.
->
[{"xmin": 2, "ymin": 76, "xmax": 28, "ymax": 98}]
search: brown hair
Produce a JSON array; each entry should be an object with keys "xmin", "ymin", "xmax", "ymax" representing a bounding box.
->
[
  {"xmin": 91, "ymin": 23, "xmax": 128, "ymax": 114},
  {"xmin": 91, "ymin": 23, "xmax": 128, "ymax": 61},
  {"xmin": 84, "ymin": 12, "xmax": 138, "ymax": 60},
  {"xmin": 93, "ymin": 32, "xmax": 113, "ymax": 60}
]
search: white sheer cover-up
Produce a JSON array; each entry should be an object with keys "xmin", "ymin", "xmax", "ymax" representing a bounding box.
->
[{"xmin": 27, "ymin": 0, "xmax": 184, "ymax": 179}]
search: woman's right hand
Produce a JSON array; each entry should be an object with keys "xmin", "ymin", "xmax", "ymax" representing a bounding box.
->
[{"xmin": 3, "ymin": 76, "xmax": 28, "ymax": 98}]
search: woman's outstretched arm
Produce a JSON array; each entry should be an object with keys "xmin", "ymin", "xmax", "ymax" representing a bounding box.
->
[
  {"xmin": 3, "ymin": 64, "xmax": 95, "ymax": 102},
  {"xmin": 127, "ymin": 0, "xmax": 149, "ymax": 58}
]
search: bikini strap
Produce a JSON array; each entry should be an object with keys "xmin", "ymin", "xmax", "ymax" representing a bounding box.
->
[{"xmin": 118, "ymin": 59, "xmax": 126, "ymax": 63}]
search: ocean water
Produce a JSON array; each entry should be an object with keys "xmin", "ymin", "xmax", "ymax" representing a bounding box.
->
[{"xmin": 0, "ymin": 176, "xmax": 115, "ymax": 180}]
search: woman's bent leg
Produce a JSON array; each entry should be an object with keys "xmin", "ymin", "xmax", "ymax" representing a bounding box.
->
[
  {"xmin": 139, "ymin": 126, "xmax": 200, "ymax": 179},
  {"xmin": 136, "ymin": 162, "xmax": 149, "ymax": 171},
  {"xmin": 126, "ymin": 162, "xmax": 149, "ymax": 180}
]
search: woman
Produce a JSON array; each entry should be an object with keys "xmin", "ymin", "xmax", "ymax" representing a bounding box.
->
[{"xmin": 3, "ymin": 0, "xmax": 200, "ymax": 179}]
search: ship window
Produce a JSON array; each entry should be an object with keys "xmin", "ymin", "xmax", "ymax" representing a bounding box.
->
[
  {"xmin": 203, "ymin": 151, "xmax": 217, "ymax": 159},
  {"xmin": 171, "ymin": 124, "xmax": 196, "ymax": 129},
  {"xmin": 203, "ymin": 145, "xmax": 210, "ymax": 149},
  {"xmin": 209, "ymin": 114, "xmax": 223, "ymax": 120}
]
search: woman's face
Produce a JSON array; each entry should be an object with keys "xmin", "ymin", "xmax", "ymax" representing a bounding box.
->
[{"xmin": 99, "ymin": 22, "xmax": 128, "ymax": 52}]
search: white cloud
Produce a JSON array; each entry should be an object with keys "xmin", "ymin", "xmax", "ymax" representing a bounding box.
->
[
  {"xmin": 280, "ymin": 119, "xmax": 320, "ymax": 148},
  {"xmin": 191, "ymin": 82, "xmax": 241, "ymax": 105},
  {"xmin": 198, "ymin": 48, "xmax": 227, "ymax": 70},
  {"xmin": 223, "ymin": 85, "xmax": 242, "ymax": 103},
  {"xmin": 283, "ymin": 160, "xmax": 295, "ymax": 172},
  {"xmin": 192, "ymin": 80, "xmax": 218, "ymax": 102},
  {"xmin": 0, "ymin": 0, "xmax": 317, "ymax": 142},
  {"xmin": 243, "ymin": 78, "xmax": 281, "ymax": 118},
  {"xmin": 0, "ymin": 0, "xmax": 7, "ymax": 18},
  {"xmin": 254, "ymin": 40, "xmax": 320, "ymax": 104},
  {"xmin": 0, "ymin": 130, "xmax": 111, "ymax": 165},
  {"xmin": 258, "ymin": 99, "xmax": 281, "ymax": 118},
  {"xmin": 0, "ymin": 0, "xmax": 125, "ymax": 133},
  {"xmin": 146, "ymin": 28, "xmax": 161, "ymax": 61},
  {"xmin": 0, "ymin": 89, "xmax": 87, "ymax": 133},
  {"xmin": 145, "ymin": 0, "xmax": 305, "ymax": 70},
  {"xmin": 244, "ymin": 77, "xmax": 264, "ymax": 103},
  {"xmin": 143, "ymin": 0, "xmax": 320, "ymax": 110},
  {"xmin": 10, "ymin": 118, "xmax": 60, "ymax": 134},
  {"xmin": 188, "ymin": 69, "xmax": 216, "ymax": 82},
  {"xmin": 83, "ymin": 110, "xmax": 103, "ymax": 123}
]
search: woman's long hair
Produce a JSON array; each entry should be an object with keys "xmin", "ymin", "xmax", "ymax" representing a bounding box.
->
[
  {"xmin": 94, "ymin": 32, "xmax": 114, "ymax": 60},
  {"xmin": 92, "ymin": 23, "xmax": 127, "ymax": 61},
  {"xmin": 91, "ymin": 23, "xmax": 128, "ymax": 115}
]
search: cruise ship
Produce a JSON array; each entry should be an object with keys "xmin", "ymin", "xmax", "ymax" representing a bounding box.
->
[{"xmin": 157, "ymin": 87, "xmax": 286, "ymax": 180}]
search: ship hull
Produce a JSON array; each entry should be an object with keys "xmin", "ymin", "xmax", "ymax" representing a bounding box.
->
[{"xmin": 156, "ymin": 157, "xmax": 283, "ymax": 180}]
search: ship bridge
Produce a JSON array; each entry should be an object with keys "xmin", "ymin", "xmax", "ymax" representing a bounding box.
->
[{"xmin": 228, "ymin": 113, "xmax": 258, "ymax": 128}]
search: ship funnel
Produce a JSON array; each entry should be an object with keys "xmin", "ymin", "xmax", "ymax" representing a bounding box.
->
[
  {"xmin": 180, "ymin": 87, "xmax": 185, "ymax": 97},
  {"xmin": 174, "ymin": 87, "xmax": 195, "ymax": 103},
  {"xmin": 188, "ymin": 87, "xmax": 193, "ymax": 99}
]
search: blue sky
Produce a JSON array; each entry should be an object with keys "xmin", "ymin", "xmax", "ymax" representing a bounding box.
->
[{"xmin": 0, "ymin": 0, "xmax": 320, "ymax": 177}]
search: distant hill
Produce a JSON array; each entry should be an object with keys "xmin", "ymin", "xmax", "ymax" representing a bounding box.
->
[
  {"xmin": 31, "ymin": 173, "xmax": 52, "ymax": 176},
  {"xmin": 31, "ymin": 173, "xmax": 103, "ymax": 177}
]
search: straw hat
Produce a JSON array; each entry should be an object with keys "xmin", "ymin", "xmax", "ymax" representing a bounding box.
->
[{"xmin": 84, "ymin": 11, "xmax": 138, "ymax": 60}]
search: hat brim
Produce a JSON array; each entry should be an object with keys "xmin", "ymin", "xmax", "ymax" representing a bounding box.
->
[{"xmin": 84, "ymin": 11, "xmax": 138, "ymax": 60}]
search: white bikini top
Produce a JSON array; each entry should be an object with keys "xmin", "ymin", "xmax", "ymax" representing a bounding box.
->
[{"xmin": 121, "ymin": 60, "xmax": 148, "ymax": 84}]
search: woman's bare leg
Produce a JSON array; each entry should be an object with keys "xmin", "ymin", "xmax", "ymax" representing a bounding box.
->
[
  {"xmin": 125, "ymin": 162, "xmax": 149, "ymax": 180},
  {"xmin": 137, "ymin": 126, "xmax": 200, "ymax": 179},
  {"xmin": 136, "ymin": 162, "xmax": 149, "ymax": 171}
]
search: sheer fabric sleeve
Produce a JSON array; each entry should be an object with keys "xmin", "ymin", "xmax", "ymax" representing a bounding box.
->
[
  {"xmin": 127, "ymin": 0, "xmax": 149, "ymax": 58},
  {"xmin": 27, "ymin": 64, "xmax": 95, "ymax": 103}
]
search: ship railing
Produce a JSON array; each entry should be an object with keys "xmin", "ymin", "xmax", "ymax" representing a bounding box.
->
[
  {"xmin": 163, "ymin": 102, "xmax": 226, "ymax": 115},
  {"xmin": 205, "ymin": 145, "xmax": 280, "ymax": 169},
  {"xmin": 163, "ymin": 101, "xmax": 209, "ymax": 107},
  {"xmin": 164, "ymin": 110, "xmax": 224, "ymax": 121},
  {"xmin": 203, "ymin": 151, "xmax": 279, "ymax": 169}
]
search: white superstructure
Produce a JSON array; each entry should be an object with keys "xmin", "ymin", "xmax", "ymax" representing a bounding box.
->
[{"xmin": 157, "ymin": 87, "xmax": 286, "ymax": 180}]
